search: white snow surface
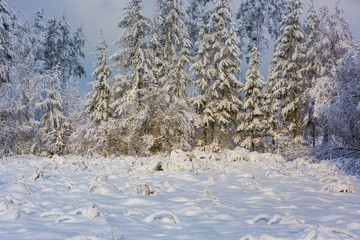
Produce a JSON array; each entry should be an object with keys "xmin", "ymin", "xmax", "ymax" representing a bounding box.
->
[{"xmin": 0, "ymin": 148, "xmax": 360, "ymax": 240}]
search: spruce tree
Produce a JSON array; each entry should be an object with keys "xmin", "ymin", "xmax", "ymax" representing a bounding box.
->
[
  {"xmin": 147, "ymin": 0, "xmax": 195, "ymax": 152},
  {"xmin": 186, "ymin": 0, "xmax": 212, "ymax": 47},
  {"xmin": 111, "ymin": 0, "xmax": 152, "ymax": 103},
  {"xmin": 236, "ymin": 0, "xmax": 267, "ymax": 59},
  {"xmin": 267, "ymin": 0, "xmax": 305, "ymax": 141},
  {"xmin": 236, "ymin": 0, "xmax": 288, "ymax": 61},
  {"xmin": 0, "ymin": 0, "xmax": 13, "ymax": 84},
  {"xmin": 153, "ymin": 0, "xmax": 192, "ymax": 97},
  {"xmin": 110, "ymin": 0, "xmax": 194, "ymax": 155},
  {"xmin": 236, "ymin": 47, "xmax": 265, "ymax": 151},
  {"xmin": 31, "ymin": 9, "xmax": 46, "ymax": 62},
  {"xmin": 87, "ymin": 33, "xmax": 112, "ymax": 122},
  {"xmin": 110, "ymin": 0, "xmax": 152, "ymax": 154},
  {"xmin": 191, "ymin": 16, "xmax": 212, "ymax": 146},
  {"xmin": 193, "ymin": 0, "xmax": 241, "ymax": 144},
  {"xmin": 37, "ymin": 68, "xmax": 68, "ymax": 155},
  {"xmin": 302, "ymin": 0, "xmax": 321, "ymax": 146}
]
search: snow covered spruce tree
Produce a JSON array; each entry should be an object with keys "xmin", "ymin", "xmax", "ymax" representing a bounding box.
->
[
  {"xmin": 192, "ymin": 0, "xmax": 242, "ymax": 147},
  {"xmin": 0, "ymin": 1, "xmax": 17, "ymax": 154},
  {"xmin": 236, "ymin": 47, "xmax": 265, "ymax": 151},
  {"xmin": 267, "ymin": 0, "xmax": 305, "ymax": 143},
  {"xmin": 37, "ymin": 68, "xmax": 68, "ymax": 156},
  {"xmin": 110, "ymin": 0, "xmax": 161, "ymax": 155},
  {"xmin": 68, "ymin": 32, "xmax": 112, "ymax": 156},
  {"xmin": 143, "ymin": 0, "xmax": 195, "ymax": 153},
  {"xmin": 42, "ymin": 15, "xmax": 85, "ymax": 119},
  {"xmin": 31, "ymin": 9, "xmax": 47, "ymax": 62},
  {"xmin": 236, "ymin": 0, "xmax": 267, "ymax": 60},
  {"xmin": 266, "ymin": 0, "xmax": 289, "ymax": 40},
  {"xmin": 302, "ymin": 0, "xmax": 322, "ymax": 146},
  {"xmin": 152, "ymin": 0, "xmax": 192, "ymax": 97},
  {"xmin": 0, "ymin": 0, "xmax": 13, "ymax": 84},
  {"xmin": 236, "ymin": 0, "xmax": 288, "ymax": 61},
  {"xmin": 87, "ymin": 33, "xmax": 112, "ymax": 122},
  {"xmin": 186, "ymin": 0, "xmax": 212, "ymax": 47}
]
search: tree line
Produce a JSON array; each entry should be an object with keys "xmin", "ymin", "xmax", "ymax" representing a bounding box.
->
[{"xmin": 1, "ymin": 0, "xmax": 358, "ymax": 157}]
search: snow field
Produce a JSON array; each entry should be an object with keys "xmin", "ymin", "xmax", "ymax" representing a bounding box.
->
[{"xmin": 0, "ymin": 148, "xmax": 359, "ymax": 239}]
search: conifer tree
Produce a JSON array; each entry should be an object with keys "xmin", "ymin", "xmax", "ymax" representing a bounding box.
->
[
  {"xmin": 236, "ymin": 47, "xmax": 265, "ymax": 151},
  {"xmin": 145, "ymin": 0, "xmax": 195, "ymax": 152},
  {"xmin": 302, "ymin": 0, "xmax": 321, "ymax": 146},
  {"xmin": 193, "ymin": 0, "xmax": 242, "ymax": 146},
  {"xmin": 87, "ymin": 33, "xmax": 112, "ymax": 122},
  {"xmin": 191, "ymin": 16, "xmax": 212, "ymax": 145},
  {"xmin": 110, "ymin": 0, "xmax": 193, "ymax": 154},
  {"xmin": 37, "ymin": 68, "xmax": 68, "ymax": 155},
  {"xmin": 153, "ymin": 0, "xmax": 192, "ymax": 97},
  {"xmin": 31, "ymin": 9, "xmax": 46, "ymax": 62},
  {"xmin": 236, "ymin": 0, "xmax": 267, "ymax": 59},
  {"xmin": 267, "ymin": 0, "xmax": 305, "ymax": 141},
  {"xmin": 236, "ymin": 0, "xmax": 288, "ymax": 61},
  {"xmin": 0, "ymin": 0, "xmax": 13, "ymax": 84},
  {"xmin": 111, "ymin": 0, "xmax": 152, "ymax": 102},
  {"xmin": 186, "ymin": 0, "xmax": 212, "ymax": 47},
  {"xmin": 263, "ymin": 65, "xmax": 278, "ymax": 149}
]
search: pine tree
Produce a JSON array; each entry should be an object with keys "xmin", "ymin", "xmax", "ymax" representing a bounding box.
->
[
  {"xmin": 87, "ymin": 33, "xmax": 112, "ymax": 122},
  {"xmin": 194, "ymin": 0, "xmax": 242, "ymax": 146},
  {"xmin": 263, "ymin": 64, "xmax": 278, "ymax": 149},
  {"xmin": 236, "ymin": 47, "xmax": 265, "ymax": 151},
  {"xmin": 267, "ymin": 0, "xmax": 305, "ymax": 141}
]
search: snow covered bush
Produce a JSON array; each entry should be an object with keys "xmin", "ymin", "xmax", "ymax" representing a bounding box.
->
[{"xmin": 326, "ymin": 46, "xmax": 360, "ymax": 148}]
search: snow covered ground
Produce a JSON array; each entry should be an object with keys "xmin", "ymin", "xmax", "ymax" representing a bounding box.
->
[{"xmin": 0, "ymin": 148, "xmax": 359, "ymax": 240}]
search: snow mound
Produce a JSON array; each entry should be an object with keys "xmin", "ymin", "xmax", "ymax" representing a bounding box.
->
[
  {"xmin": 82, "ymin": 203, "xmax": 101, "ymax": 218},
  {"xmin": 144, "ymin": 210, "xmax": 180, "ymax": 224},
  {"xmin": 303, "ymin": 225, "xmax": 358, "ymax": 239},
  {"xmin": 89, "ymin": 183, "xmax": 119, "ymax": 196},
  {"xmin": 130, "ymin": 148, "xmax": 286, "ymax": 174},
  {"xmin": 322, "ymin": 179, "xmax": 354, "ymax": 193},
  {"xmin": 40, "ymin": 208, "xmax": 65, "ymax": 218},
  {"xmin": 136, "ymin": 183, "xmax": 156, "ymax": 196},
  {"xmin": 246, "ymin": 213, "xmax": 305, "ymax": 225},
  {"xmin": 65, "ymin": 236, "xmax": 105, "ymax": 240}
]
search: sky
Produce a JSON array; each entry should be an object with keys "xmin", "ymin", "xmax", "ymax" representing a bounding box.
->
[{"xmin": 7, "ymin": 0, "xmax": 360, "ymax": 94}]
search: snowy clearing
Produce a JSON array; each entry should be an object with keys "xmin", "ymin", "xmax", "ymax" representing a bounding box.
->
[{"xmin": 0, "ymin": 149, "xmax": 360, "ymax": 240}]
